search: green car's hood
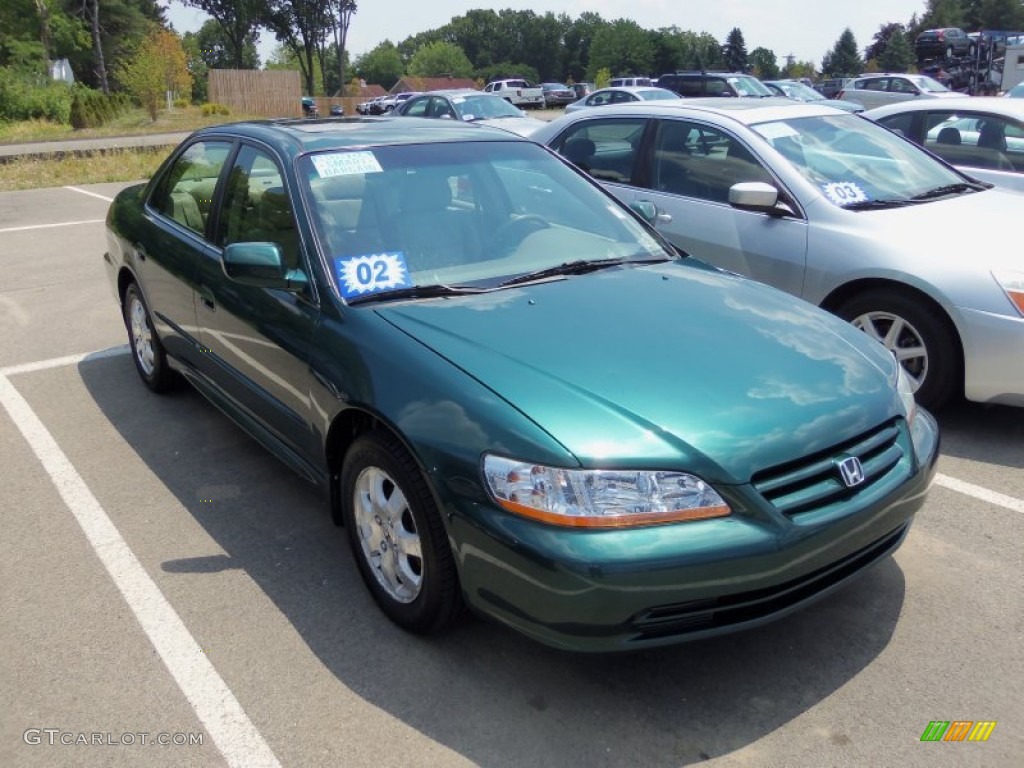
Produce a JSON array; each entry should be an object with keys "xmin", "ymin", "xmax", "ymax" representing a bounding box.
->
[{"xmin": 377, "ymin": 261, "xmax": 899, "ymax": 483}]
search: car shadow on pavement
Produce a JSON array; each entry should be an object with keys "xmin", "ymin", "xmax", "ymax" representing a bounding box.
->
[
  {"xmin": 80, "ymin": 356, "xmax": 907, "ymax": 767},
  {"xmin": 934, "ymin": 399, "xmax": 1024, "ymax": 469}
]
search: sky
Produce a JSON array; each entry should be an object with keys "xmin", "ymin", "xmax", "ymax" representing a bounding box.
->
[{"xmin": 164, "ymin": 0, "xmax": 930, "ymax": 71}]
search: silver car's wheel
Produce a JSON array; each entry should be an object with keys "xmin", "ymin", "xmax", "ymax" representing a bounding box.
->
[
  {"xmin": 352, "ymin": 465, "xmax": 422, "ymax": 603},
  {"xmin": 341, "ymin": 432, "xmax": 462, "ymax": 633},
  {"xmin": 837, "ymin": 289, "xmax": 960, "ymax": 411},
  {"xmin": 850, "ymin": 311, "xmax": 928, "ymax": 391}
]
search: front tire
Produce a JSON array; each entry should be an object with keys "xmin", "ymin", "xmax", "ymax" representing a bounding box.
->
[
  {"xmin": 341, "ymin": 432, "xmax": 462, "ymax": 634},
  {"xmin": 123, "ymin": 282, "xmax": 177, "ymax": 393},
  {"xmin": 836, "ymin": 289, "xmax": 959, "ymax": 411}
]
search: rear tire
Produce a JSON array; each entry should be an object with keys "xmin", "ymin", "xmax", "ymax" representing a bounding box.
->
[
  {"xmin": 123, "ymin": 282, "xmax": 178, "ymax": 393},
  {"xmin": 836, "ymin": 289, "xmax": 959, "ymax": 411},
  {"xmin": 945, "ymin": 44, "xmax": 954, "ymax": 58},
  {"xmin": 341, "ymin": 432, "xmax": 462, "ymax": 634}
]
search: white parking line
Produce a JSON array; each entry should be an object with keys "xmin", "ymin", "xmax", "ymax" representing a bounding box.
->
[
  {"xmin": 935, "ymin": 473, "xmax": 1024, "ymax": 514},
  {"xmin": 0, "ymin": 371, "xmax": 281, "ymax": 768},
  {"xmin": 65, "ymin": 185, "xmax": 114, "ymax": 202},
  {"xmin": 0, "ymin": 345, "xmax": 129, "ymax": 376},
  {"xmin": 0, "ymin": 219, "xmax": 104, "ymax": 234}
]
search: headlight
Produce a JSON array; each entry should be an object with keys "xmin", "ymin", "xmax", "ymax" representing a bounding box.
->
[
  {"xmin": 894, "ymin": 362, "xmax": 917, "ymax": 425},
  {"xmin": 993, "ymin": 269, "xmax": 1024, "ymax": 317},
  {"xmin": 482, "ymin": 455, "xmax": 731, "ymax": 528}
]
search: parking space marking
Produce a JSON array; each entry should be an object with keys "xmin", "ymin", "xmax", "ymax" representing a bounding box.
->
[
  {"xmin": 64, "ymin": 185, "xmax": 114, "ymax": 202},
  {"xmin": 935, "ymin": 473, "xmax": 1024, "ymax": 514},
  {"xmin": 0, "ymin": 372, "xmax": 281, "ymax": 768},
  {"xmin": 0, "ymin": 219, "xmax": 104, "ymax": 234},
  {"xmin": 0, "ymin": 345, "xmax": 128, "ymax": 377}
]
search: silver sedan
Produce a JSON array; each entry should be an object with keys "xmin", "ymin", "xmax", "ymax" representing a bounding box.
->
[
  {"xmin": 864, "ymin": 97, "xmax": 1024, "ymax": 192},
  {"xmin": 565, "ymin": 86, "xmax": 680, "ymax": 113},
  {"xmin": 533, "ymin": 99, "xmax": 1024, "ymax": 410}
]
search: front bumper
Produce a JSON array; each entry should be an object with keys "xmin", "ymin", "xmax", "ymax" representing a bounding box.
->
[
  {"xmin": 959, "ymin": 306, "xmax": 1024, "ymax": 406},
  {"xmin": 450, "ymin": 411, "xmax": 939, "ymax": 652}
]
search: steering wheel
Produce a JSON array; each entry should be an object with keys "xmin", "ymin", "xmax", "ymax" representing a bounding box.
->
[{"xmin": 493, "ymin": 214, "xmax": 550, "ymax": 251}]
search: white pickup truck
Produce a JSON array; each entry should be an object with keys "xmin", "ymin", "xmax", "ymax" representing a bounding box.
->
[{"xmin": 483, "ymin": 79, "xmax": 545, "ymax": 109}]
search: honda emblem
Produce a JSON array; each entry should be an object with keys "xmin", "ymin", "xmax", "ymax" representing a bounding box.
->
[{"xmin": 836, "ymin": 456, "xmax": 865, "ymax": 488}]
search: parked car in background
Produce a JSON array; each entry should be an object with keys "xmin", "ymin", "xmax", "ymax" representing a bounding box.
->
[
  {"xmin": 838, "ymin": 73, "xmax": 959, "ymax": 110},
  {"xmin": 534, "ymin": 99, "xmax": 1024, "ymax": 409},
  {"xmin": 394, "ymin": 90, "xmax": 547, "ymax": 137},
  {"xmin": 1005, "ymin": 82, "xmax": 1024, "ymax": 98},
  {"xmin": 915, "ymin": 27, "xmax": 975, "ymax": 60},
  {"xmin": 763, "ymin": 80, "xmax": 865, "ymax": 112},
  {"xmin": 658, "ymin": 72, "xmax": 774, "ymax": 98},
  {"xmin": 329, "ymin": 104, "xmax": 344, "ymax": 116},
  {"xmin": 356, "ymin": 96, "xmax": 382, "ymax": 115},
  {"xmin": 539, "ymin": 82, "xmax": 576, "ymax": 108},
  {"xmin": 569, "ymin": 82, "xmax": 595, "ymax": 99},
  {"xmin": 102, "ymin": 116, "xmax": 938, "ymax": 652},
  {"xmin": 301, "ymin": 96, "xmax": 318, "ymax": 118},
  {"xmin": 565, "ymin": 86, "xmax": 680, "ymax": 113},
  {"xmin": 866, "ymin": 97, "xmax": 1024, "ymax": 191},
  {"xmin": 483, "ymin": 78, "xmax": 545, "ymax": 109},
  {"xmin": 815, "ymin": 77, "xmax": 852, "ymax": 99},
  {"xmin": 610, "ymin": 76, "xmax": 652, "ymax": 87}
]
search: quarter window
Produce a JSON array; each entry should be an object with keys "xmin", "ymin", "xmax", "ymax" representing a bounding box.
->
[
  {"xmin": 149, "ymin": 141, "xmax": 231, "ymax": 236},
  {"xmin": 554, "ymin": 118, "xmax": 646, "ymax": 184}
]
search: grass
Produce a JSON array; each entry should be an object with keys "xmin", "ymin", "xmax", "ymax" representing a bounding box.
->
[{"xmin": 0, "ymin": 146, "xmax": 170, "ymax": 191}]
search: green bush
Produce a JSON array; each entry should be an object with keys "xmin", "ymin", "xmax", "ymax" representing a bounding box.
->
[
  {"xmin": 0, "ymin": 69, "xmax": 72, "ymax": 123},
  {"xmin": 69, "ymin": 87, "xmax": 133, "ymax": 130},
  {"xmin": 201, "ymin": 103, "xmax": 230, "ymax": 116},
  {"xmin": 173, "ymin": 98, "xmax": 190, "ymax": 108}
]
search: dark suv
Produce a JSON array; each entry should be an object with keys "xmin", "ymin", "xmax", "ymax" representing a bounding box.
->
[
  {"xmin": 657, "ymin": 72, "xmax": 773, "ymax": 98},
  {"xmin": 915, "ymin": 28, "xmax": 975, "ymax": 61}
]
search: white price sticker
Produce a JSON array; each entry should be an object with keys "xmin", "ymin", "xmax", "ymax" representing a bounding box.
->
[
  {"xmin": 312, "ymin": 151, "xmax": 383, "ymax": 178},
  {"xmin": 334, "ymin": 253, "xmax": 411, "ymax": 299},
  {"xmin": 822, "ymin": 182, "xmax": 868, "ymax": 205}
]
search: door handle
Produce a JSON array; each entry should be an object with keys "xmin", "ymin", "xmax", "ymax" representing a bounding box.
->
[
  {"xmin": 656, "ymin": 211, "xmax": 673, "ymax": 223},
  {"xmin": 135, "ymin": 245, "xmax": 147, "ymax": 261},
  {"xmin": 198, "ymin": 286, "xmax": 216, "ymax": 312}
]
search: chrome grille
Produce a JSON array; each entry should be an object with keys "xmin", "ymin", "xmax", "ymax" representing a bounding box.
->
[{"xmin": 751, "ymin": 420, "xmax": 905, "ymax": 517}]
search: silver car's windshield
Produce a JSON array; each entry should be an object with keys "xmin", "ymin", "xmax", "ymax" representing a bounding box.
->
[
  {"xmin": 913, "ymin": 75, "xmax": 950, "ymax": 93},
  {"xmin": 638, "ymin": 88, "xmax": 680, "ymax": 101},
  {"xmin": 301, "ymin": 141, "xmax": 671, "ymax": 301},
  {"xmin": 777, "ymin": 82, "xmax": 826, "ymax": 101},
  {"xmin": 729, "ymin": 76, "xmax": 773, "ymax": 97},
  {"xmin": 752, "ymin": 113, "xmax": 966, "ymax": 206},
  {"xmin": 453, "ymin": 94, "xmax": 525, "ymax": 120}
]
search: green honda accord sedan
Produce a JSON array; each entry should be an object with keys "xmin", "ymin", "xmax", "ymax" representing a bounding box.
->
[{"xmin": 104, "ymin": 117, "xmax": 939, "ymax": 651}]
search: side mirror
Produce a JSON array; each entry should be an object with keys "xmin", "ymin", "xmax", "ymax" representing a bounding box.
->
[
  {"xmin": 222, "ymin": 242, "xmax": 308, "ymax": 291},
  {"xmin": 630, "ymin": 200, "xmax": 659, "ymax": 225},
  {"xmin": 728, "ymin": 182, "xmax": 786, "ymax": 215}
]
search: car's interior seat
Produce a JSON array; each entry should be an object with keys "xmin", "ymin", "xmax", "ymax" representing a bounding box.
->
[
  {"xmin": 168, "ymin": 190, "xmax": 205, "ymax": 233},
  {"xmin": 936, "ymin": 126, "xmax": 962, "ymax": 145},
  {"xmin": 562, "ymin": 138, "xmax": 595, "ymax": 172},
  {"xmin": 253, "ymin": 187, "xmax": 300, "ymax": 269},
  {"xmin": 187, "ymin": 178, "xmax": 218, "ymax": 224},
  {"xmin": 393, "ymin": 170, "xmax": 480, "ymax": 273}
]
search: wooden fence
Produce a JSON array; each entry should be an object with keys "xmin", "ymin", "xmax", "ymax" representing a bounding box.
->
[{"xmin": 208, "ymin": 70, "xmax": 302, "ymax": 118}]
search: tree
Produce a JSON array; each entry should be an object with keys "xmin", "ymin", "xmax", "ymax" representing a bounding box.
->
[
  {"xmin": 721, "ymin": 27, "xmax": 748, "ymax": 72},
  {"xmin": 561, "ymin": 12, "xmax": 605, "ymax": 83},
  {"xmin": 748, "ymin": 46, "xmax": 778, "ymax": 79},
  {"xmin": 188, "ymin": 18, "xmax": 258, "ymax": 70},
  {"xmin": 182, "ymin": 0, "xmax": 261, "ymax": 69},
  {"xmin": 865, "ymin": 22, "xmax": 907, "ymax": 63},
  {"xmin": 921, "ymin": 0, "xmax": 964, "ymax": 29},
  {"xmin": 261, "ymin": 0, "xmax": 333, "ymax": 95},
  {"xmin": 118, "ymin": 27, "xmax": 192, "ymax": 119},
  {"xmin": 879, "ymin": 29, "xmax": 914, "ymax": 71},
  {"xmin": 407, "ymin": 40, "xmax": 473, "ymax": 78},
  {"xmin": 354, "ymin": 40, "xmax": 403, "ymax": 89},
  {"xmin": 821, "ymin": 28, "xmax": 863, "ymax": 76},
  {"xmin": 782, "ymin": 58, "xmax": 817, "ymax": 80},
  {"xmin": 328, "ymin": 0, "xmax": 356, "ymax": 97},
  {"xmin": 587, "ymin": 19, "xmax": 654, "ymax": 80},
  {"xmin": 979, "ymin": 0, "xmax": 1023, "ymax": 29}
]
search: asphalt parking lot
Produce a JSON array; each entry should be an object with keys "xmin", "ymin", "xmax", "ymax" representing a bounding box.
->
[{"xmin": 0, "ymin": 182, "xmax": 1021, "ymax": 767}]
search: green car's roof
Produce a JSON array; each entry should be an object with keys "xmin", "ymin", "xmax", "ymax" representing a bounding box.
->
[{"xmin": 192, "ymin": 116, "xmax": 525, "ymax": 155}]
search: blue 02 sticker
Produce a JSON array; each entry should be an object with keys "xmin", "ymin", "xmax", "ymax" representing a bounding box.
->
[{"xmin": 334, "ymin": 252, "xmax": 412, "ymax": 299}]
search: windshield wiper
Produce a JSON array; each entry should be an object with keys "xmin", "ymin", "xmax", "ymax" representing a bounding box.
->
[
  {"xmin": 347, "ymin": 283, "xmax": 492, "ymax": 305},
  {"xmin": 910, "ymin": 182, "xmax": 987, "ymax": 200},
  {"xmin": 498, "ymin": 257, "xmax": 668, "ymax": 288},
  {"xmin": 840, "ymin": 198, "xmax": 917, "ymax": 210}
]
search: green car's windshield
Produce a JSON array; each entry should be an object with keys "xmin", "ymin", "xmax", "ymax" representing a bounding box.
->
[
  {"xmin": 751, "ymin": 113, "xmax": 968, "ymax": 207},
  {"xmin": 301, "ymin": 141, "xmax": 671, "ymax": 302}
]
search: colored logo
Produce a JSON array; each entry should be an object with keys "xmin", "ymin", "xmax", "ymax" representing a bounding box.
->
[
  {"xmin": 836, "ymin": 455, "xmax": 865, "ymax": 488},
  {"xmin": 920, "ymin": 721, "xmax": 997, "ymax": 742}
]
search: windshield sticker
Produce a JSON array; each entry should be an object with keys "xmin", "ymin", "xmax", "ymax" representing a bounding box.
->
[
  {"xmin": 312, "ymin": 151, "xmax": 382, "ymax": 178},
  {"xmin": 822, "ymin": 182, "xmax": 868, "ymax": 205},
  {"xmin": 334, "ymin": 252, "xmax": 411, "ymax": 299},
  {"xmin": 755, "ymin": 122, "xmax": 799, "ymax": 140}
]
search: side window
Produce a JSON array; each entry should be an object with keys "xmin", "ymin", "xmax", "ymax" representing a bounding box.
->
[
  {"xmin": 650, "ymin": 120, "xmax": 772, "ymax": 203},
  {"xmin": 588, "ymin": 92, "xmax": 611, "ymax": 106},
  {"xmin": 926, "ymin": 113, "xmax": 1020, "ymax": 170},
  {"xmin": 554, "ymin": 117, "xmax": 647, "ymax": 184},
  {"xmin": 891, "ymin": 78, "xmax": 919, "ymax": 94},
  {"xmin": 878, "ymin": 113, "xmax": 918, "ymax": 141},
  {"xmin": 676, "ymin": 78, "xmax": 703, "ymax": 97},
  {"xmin": 217, "ymin": 146, "xmax": 302, "ymax": 270},
  {"xmin": 430, "ymin": 97, "xmax": 456, "ymax": 119},
  {"xmin": 705, "ymin": 78, "xmax": 728, "ymax": 96},
  {"xmin": 864, "ymin": 78, "xmax": 888, "ymax": 91},
  {"xmin": 404, "ymin": 97, "xmax": 429, "ymax": 117},
  {"xmin": 149, "ymin": 141, "xmax": 231, "ymax": 236}
]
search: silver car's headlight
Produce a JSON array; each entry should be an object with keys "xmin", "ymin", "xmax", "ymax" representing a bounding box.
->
[
  {"xmin": 992, "ymin": 269, "xmax": 1024, "ymax": 317},
  {"xmin": 482, "ymin": 455, "xmax": 731, "ymax": 528},
  {"xmin": 895, "ymin": 363, "xmax": 917, "ymax": 425}
]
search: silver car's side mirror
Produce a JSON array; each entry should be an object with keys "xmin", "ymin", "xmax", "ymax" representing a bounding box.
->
[{"xmin": 729, "ymin": 182, "xmax": 778, "ymax": 208}]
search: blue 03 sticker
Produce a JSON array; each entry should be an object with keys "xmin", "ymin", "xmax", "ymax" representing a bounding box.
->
[{"xmin": 334, "ymin": 253, "xmax": 412, "ymax": 299}]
